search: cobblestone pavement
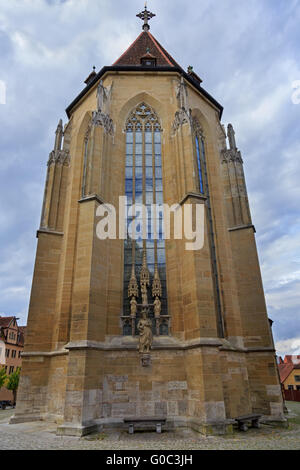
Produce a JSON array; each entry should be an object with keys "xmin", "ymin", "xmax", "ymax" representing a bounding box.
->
[{"xmin": 0, "ymin": 403, "xmax": 300, "ymax": 450}]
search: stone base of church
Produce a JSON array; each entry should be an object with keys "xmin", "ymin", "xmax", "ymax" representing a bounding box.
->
[
  {"xmin": 190, "ymin": 420, "xmax": 234, "ymax": 436},
  {"xmin": 12, "ymin": 341, "xmax": 285, "ymax": 438},
  {"xmin": 261, "ymin": 415, "xmax": 288, "ymax": 428},
  {"xmin": 56, "ymin": 423, "xmax": 98, "ymax": 437},
  {"xmin": 54, "ymin": 416, "xmax": 234, "ymax": 437},
  {"xmin": 10, "ymin": 413, "xmax": 44, "ymax": 424}
]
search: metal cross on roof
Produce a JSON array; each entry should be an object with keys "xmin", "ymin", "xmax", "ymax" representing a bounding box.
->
[{"xmin": 136, "ymin": 4, "xmax": 156, "ymax": 32}]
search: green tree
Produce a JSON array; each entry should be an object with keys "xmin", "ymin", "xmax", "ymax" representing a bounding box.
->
[
  {"xmin": 5, "ymin": 368, "xmax": 20, "ymax": 406},
  {"xmin": 0, "ymin": 367, "xmax": 7, "ymax": 389}
]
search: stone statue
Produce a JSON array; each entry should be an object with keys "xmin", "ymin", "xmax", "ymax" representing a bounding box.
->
[
  {"xmin": 173, "ymin": 76, "xmax": 191, "ymax": 133},
  {"xmin": 97, "ymin": 80, "xmax": 106, "ymax": 112},
  {"xmin": 154, "ymin": 296, "xmax": 161, "ymax": 318},
  {"xmin": 227, "ymin": 123, "xmax": 237, "ymax": 151},
  {"xmin": 96, "ymin": 80, "xmax": 113, "ymax": 115},
  {"xmin": 176, "ymin": 76, "xmax": 188, "ymax": 111},
  {"xmin": 141, "ymin": 283, "xmax": 148, "ymax": 306},
  {"xmin": 137, "ymin": 309, "xmax": 153, "ymax": 353},
  {"xmin": 130, "ymin": 297, "xmax": 137, "ymax": 317}
]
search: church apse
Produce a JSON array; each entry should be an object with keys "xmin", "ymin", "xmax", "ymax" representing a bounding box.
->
[{"xmin": 11, "ymin": 5, "xmax": 285, "ymax": 435}]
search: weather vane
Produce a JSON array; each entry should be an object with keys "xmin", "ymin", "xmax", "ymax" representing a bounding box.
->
[{"xmin": 136, "ymin": 3, "xmax": 156, "ymax": 32}]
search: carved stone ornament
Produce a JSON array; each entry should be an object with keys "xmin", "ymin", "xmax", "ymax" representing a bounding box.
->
[
  {"xmin": 154, "ymin": 296, "xmax": 161, "ymax": 318},
  {"xmin": 172, "ymin": 76, "xmax": 191, "ymax": 133},
  {"xmin": 137, "ymin": 308, "xmax": 153, "ymax": 354},
  {"xmin": 141, "ymin": 353, "xmax": 151, "ymax": 367},
  {"xmin": 130, "ymin": 297, "xmax": 137, "ymax": 318},
  {"xmin": 191, "ymin": 116, "xmax": 204, "ymax": 139},
  {"xmin": 220, "ymin": 123, "xmax": 243, "ymax": 164},
  {"xmin": 84, "ymin": 120, "xmax": 93, "ymax": 143},
  {"xmin": 47, "ymin": 149, "xmax": 70, "ymax": 167},
  {"xmin": 221, "ymin": 148, "xmax": 243, "ymax": 165},
  {"xmin": 152, "ymin": 266, "xmax": 162, "ymax": 298},
  {"xmin": 57, "ymin": 149, "xmax": 70, "ymax": 166},
  {"xmin": 176, "ymin": 76, "xmax": 188, "ymax": 111},
  {"xmin": 216, "ymin": 122, "xmax": 227, "ymax": 153},
  {"xmin": 128, "ymin": 266, "xmax": 139, "ymax": 298},
  {"xmin": 172, "ymin": 108, "xmax": 190, "ymax": 132},
  {"xmin": 97, "ymin": 80, "xmax": 105, "ymax": 112},
  {"xmin": 47, "ymin": 151, "xmax": 56, "ymax": 166},
  {"xmin": 141, "ymin": 283, "xmax": 148, "ymax": 306},
  {"xmin": 140, "ymin": 250, "xmax": 150, "ymax": 305},
  {"xmin": 92, "ymin": 110, "xmax": 114, "ymax": 136},
  {"xmin": 96, "ymin": 80, "xmax": 113, "ymax": 115}
]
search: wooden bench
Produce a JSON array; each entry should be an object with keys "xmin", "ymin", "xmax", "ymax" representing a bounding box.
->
[
  {"xmin": 124, "ymin": 417, "xmax": 166, "ymax": 434},
  {"xmin": 235, "ymin": 414, "xmax": 262, "ymax": 432}
]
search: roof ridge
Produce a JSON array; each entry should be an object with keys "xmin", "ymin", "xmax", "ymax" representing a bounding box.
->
[
  {"xmin": 147, "ymin": 32, "xmax": 173, "ymax": 66},
  {"xmin": 148, "ymin": 33, "xmax": 182, "ymax": 69},
  {"xmin": 278, "ymin": 362, "xmax": 294, "ymax": 382}
]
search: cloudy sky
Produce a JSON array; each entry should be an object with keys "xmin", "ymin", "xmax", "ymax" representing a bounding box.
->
[{"xmin": 0, "ymin": 0, "xmax": 299, "ymax": 356}]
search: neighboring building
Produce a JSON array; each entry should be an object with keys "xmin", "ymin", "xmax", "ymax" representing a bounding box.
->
[
  {"xmin": 12, "ymin": 6, "xmax": 285, "ymax": 435},
  {"xmin": 0, "ymin": 316, "xmax": 26, "ymax": 402},
  {"xmin": 278, "ymin": 356, "xmax": 300, "ymax": 391}
]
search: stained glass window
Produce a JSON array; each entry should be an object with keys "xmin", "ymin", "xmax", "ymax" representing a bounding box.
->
[{"xmin": 123, "ymin": 103, "xmax": 168, "ymax": 336}]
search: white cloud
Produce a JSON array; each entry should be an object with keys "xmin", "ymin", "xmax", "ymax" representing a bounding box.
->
[
  {"xmin": 276, "ymin": 338, "xmax": 300, "ymax": 357},
  {"xmin": 0, "ymin": 0, "xmax": 299, "ymax": 349}
]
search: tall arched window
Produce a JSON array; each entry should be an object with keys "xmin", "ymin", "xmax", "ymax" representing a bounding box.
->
[
  {"xmin": 122, "ymin": 103, "xmax": 169, "ymax": 336},
  {"xmin": 192, "ymin": 117, "xmax": 224, "ymax": 338}
]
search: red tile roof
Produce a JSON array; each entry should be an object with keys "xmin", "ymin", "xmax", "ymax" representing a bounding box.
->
[
  {"xmin": 113, "ymin": 31, "xmax": 183, "ymax": 69},
  {"xmin": 0, "ymin": 317, "xmax": 26, "ymax": 346},
  {"xmin": 65, "ymin": 30, "xmax": 224, "ymax": 119},
  {"xmin": 278, "ymin": 363, "xmax": 294, "ymax": 383},
  {"xmin": 284, "ymin": 355, "xmax": 300, "ymax": 364},
  {"xmin": 0, "ymin": 316, "xmax": 15, "ymax": 328}
]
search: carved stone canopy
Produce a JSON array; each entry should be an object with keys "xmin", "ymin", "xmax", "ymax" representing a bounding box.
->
[
  {"xmin": 128, "ymin": 265, "xmax": 139, "ymax": 298},
  {"xmin": 48, "ymin": 149, "xmax": 70, "ymax": 167},
  {"xmin": 221, "ymin": 148, "xmax": 243, "ymax": 165},
  {"xmin": 92, "ymin": 110, "xmax": 114, "ymax": 136},
  {"xmin": 152, "ymin": 266, "xmax": 162, "ymax": 298}
]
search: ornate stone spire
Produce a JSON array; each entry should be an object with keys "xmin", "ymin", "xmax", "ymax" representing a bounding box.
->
[
  {"xmin": 140, "ymin": 249, "xmax": 150, "ymax": 305},
  {"xmin": 152, "ymin": 265, "xmax": 162, "ymax": 298},
  {"xmin": 128, "ymin": 264, "xmax": 139, "ymax": 299},
  {"xmin": 136, "ymin": 3, "xmax": 156, "ymax": 32},
  {"xmin": 54, "ymin": 119, "xmax": 63, "ymax": 153}
]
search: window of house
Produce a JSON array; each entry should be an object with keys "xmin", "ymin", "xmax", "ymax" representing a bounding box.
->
[
  {"xmin": 5, "ymin": 349, "xmax": 9, "ymax": 358},
  {"xmin": 296, "ymin": 386, "xmax": 300, "ymax": 391},
  {"xmin": 18, "ymin": 351, "xmax": 21, "ymax": 358},
  {"xmin": 11, "ymin": 350, "xmax": 16, "ymax": 358},
  {"xmin": 9, "ymin": 366, "xmax": 14, "ymax": 374},
  {"xmin": 288, "ymin": 385, "xmax": 294, "ymax": 390},
  {"xmin": 295, "ymin": 375, "xmax": 300, "ymax": 382}
]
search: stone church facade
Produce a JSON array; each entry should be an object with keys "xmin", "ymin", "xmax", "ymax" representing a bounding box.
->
[{"xmin": 11, "ymin": 7, "xmax": 285, "ymax": 435}]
